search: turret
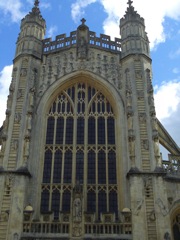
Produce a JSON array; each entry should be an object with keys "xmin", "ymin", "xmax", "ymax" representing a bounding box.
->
[
  {"xmin": 120, "ymin": 0, "xmax": 150, "ymax": 58},
  {"xmin": 15, "ymin": 0, "xmax": 46, "ymax": 59}
]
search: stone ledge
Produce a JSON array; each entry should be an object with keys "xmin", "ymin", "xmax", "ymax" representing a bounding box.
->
[{"xmin": 0, "ymin": 166, "xmax": 31, "ymax": 177}]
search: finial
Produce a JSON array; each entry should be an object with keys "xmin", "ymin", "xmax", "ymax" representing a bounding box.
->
[
  {"xmin": 81, "ymin": 18, "xmax": 86, "ymax": 25},
  {"xmin": 34, "ymin": 0, "xmax": 40, "ymax": 8},
  {"xmin": 127, "ymin": 0, "xmax": 133, "ymax": 7}
]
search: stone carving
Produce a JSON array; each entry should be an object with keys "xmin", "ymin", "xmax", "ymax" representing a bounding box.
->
[
  {"xmin": 156, "ymin": 198, "xmax": 168, "ymax": 216},
  {"xmin": 125, "ymin": 68, "xmax": 131, "ymax": 92},
  {"xmin": 128, "ymin": 133, "xmax": 135, "ymax": 167},
  {"xmin": 146, "ymin": 69, "xmax": 153, "ymax": 93},
  {"xmin": 36, "ymin": 50, "xmax": 122, "ymax": 98},
  {"xmin": 143, "ymin": 139, "xmax": 149, "ymax": 150},
  {"xmin": 12, "ymin": 139, "xmax": 19, "ymax": 151},
  {"xmin": 13, "ymin": 233, "xmax": 19, "ymax": 240},
  {"xmin": 14, "ymin": 113, "xmax": 21, "ymax": 124},
  {"xmin": 73, "ymin": 198, "xmax": 82, "ymax": 222},
  {"xmin": 9, "ymin": 81, "xmax": 15, "ymax": 93},
  {"xmin": 38, "ymin": 83, "xmax": 46, "ymax": 97},
  {"xmin": 17, "ymin": 89, "xmax": 23, "ymax": 99},
  {"xmin": 0, "ymin": 211, "xmax": 9, "ymax": 222},
  {"xmin": 135, "ymin": 70, "xmax": 142, "ymax": 79},
  {"xmin": 6, "ymin": 95, "xmax": 13, "ymax": 115},
  {"xmin": 139, "ymin": 113, "xmax": 146, "ymax": 124},
  {"xmin": 144, "ymin": 177, "xmax": 151, "ymax": 189},
  {"xmin": 137, "ymin": 90, "xmax": 144, "ymax": 100},
  {"xmin": 148, "ymin": 94, "xmax": 154, "ymax": 106},
  {"xmin": 164, "ymin": 232, "xmax": 171, "ymax": 240},
  {"xmin": 151, "ymin": 114, "xmax": 158, "ymax": 131},
  {"xmin": 127, "ymin": 111, "xmax": 134, "ymax": 130},
  {"xmin": 77, "ymin": 37, "xmax": 87, "ymax": 59},
  {"xmin": 30, "ymin": 68, "xmax": 38, "ymax": 89},
  {"xmin": 74, "ymin": 180, "xmax": 82, "ymax": 194},
  {"xmin": 20, "ymin": 68, "xmax": 27, "ymax": 77},
  {"xmin": 72, "ymin": 223, "xmax": 82, "ymax": 237},
  {"xmin": 149, "ymin": 209, "xmax": 156, "ymax": 221},
  {"xmin": 153, "ymin": 136, "xmax": 160, "ymax": 157},
  {"xmin": 134, "ymin": 199, "xmax": 144, "ymax": 215},
  {"xmin": 26, "ymin": 114, "xmax": 32, "ymax": 132},
  {"xmin": 24, "ymin": 139, "xmax": 30, "ymax": 160},
  {"xmin": 28, "ymin": 88, "xmax": 35, "ymax": 111}
]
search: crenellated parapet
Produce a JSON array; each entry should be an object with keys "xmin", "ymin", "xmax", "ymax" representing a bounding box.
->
[{"xmin": 43, "ymin": 31, "xmax": 121, "ymax": 54}]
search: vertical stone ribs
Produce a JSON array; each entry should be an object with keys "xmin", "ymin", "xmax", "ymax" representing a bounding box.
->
[
  {"xmin": 135, "ymin": 60, "xmax": 157, "ymax": 239},
  {"xmin": 7, "ymin": 60, "xmax": 28, "ymax": 171},
  {"xmin": 0, "ymin": 60, "xmax": 28, "ymax": 240}
]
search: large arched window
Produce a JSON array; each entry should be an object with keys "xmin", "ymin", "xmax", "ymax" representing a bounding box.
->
[{"xmin": 41, "ymin": 82, "xmax": 117, "ymax": 220}]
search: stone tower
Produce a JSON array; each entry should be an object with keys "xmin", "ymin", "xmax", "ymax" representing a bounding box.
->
[{"xmin": 0, "ymin": 1, "xmax": 180, "ymax": 240}]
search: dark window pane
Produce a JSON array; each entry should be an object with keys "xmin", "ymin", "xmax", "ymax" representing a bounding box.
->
[
  {"xmin": 46, "ymin": 117, "xmax": 55, "ymax": 144},
  {"xmin": 76, "ymin": 151, "xmax": 84, "ymax": 183},
  {"xmin": 53, "ymin": 150, "xmax": 62, "ymax": 183},
  {"xmin": 62, "ymin": 191, "xmax": 71, "ymax": 212},
  {"xmin": 88, "ymin": 118, "xmax": 95, "ymax": 144},
  {"xmin": 41, "ymin": 190, "xmax": 49, "ymax": 213},
  {"xmin": 98, "ymin": 191, "xmax": 107, "ymax": 218},
  {"xmin": 66, "ymin": 117, "xmax": 73, "ymax": 144},
  {"xmin": 56, "ymin": 117, "xmax": 64, "ymax": 144},
  {"xmin": 107, "ymin": 117, "xmax": 115, "ymax": 144},
  {"xmin": 43, "ymin": 150, "xmax": 52, "ymax": 183},
  {"xmin": 52, "ymin": 190, "xmax": 60, "ymax": 220},
  {"xmin": 77, "ymin": 118, "xmax": 84, "ymax": 144},
  {"xmin": 108, "ymin": 150, "xmax": 117, "ymax": 184},
  {"xmin": 88, "ymin": 150, "xmax": 96, "ymax": 184},
  {"xmin": 98, "ymin": 150, "xmax": 106, "ymax": 184},
  {"xmin": 109, "ymin": 191, "xmax": 118, "ymax": 217},
  {"xmin": 87, "ymin": 191, "xmax": 96, "ymax": 213},
  {"xmin": 98, "ymin": 117, "xmax": 105, "ymax": 144},
  {"xmin": 64, "ymin": 151, "xmax": 72, "ymax": 183}
]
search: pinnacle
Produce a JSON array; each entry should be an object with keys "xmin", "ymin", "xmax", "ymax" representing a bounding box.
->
[
  {"xmin": 34, "ymin": 0, "xmax": 40, "ymax": 8},
  {"xmin": 127, "ymin": 0, "xmax": 133, "ymax": 8}
]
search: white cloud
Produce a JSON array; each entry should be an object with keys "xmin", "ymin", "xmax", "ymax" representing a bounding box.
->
[
  {"xmin": 0, "ymin": 0, "xmax": 25, "ymax": 23},
  {"xmin": 0, "ymin": 65, "xmax": 13, "ymax": 127},
  {"xmin": 71, "ymin": 0, "xmax": 97, "ymax": 22},
  {"xmin": 154, "ymin": 80, "xmax": 180, "ymax": 120},
  {"xmin": 46, "ymin": 25, "xmax": 58, "ymax": 38},
  {"xmin": 154, "ymin": 80, "xmax": 180, "ymax": 152},
  {"xmin": 71, "ymin": 0, "xmax": 180, "ymax": 49}
]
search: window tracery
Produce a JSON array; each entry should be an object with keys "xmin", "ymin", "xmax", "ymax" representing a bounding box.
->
[{"xmin": 41, "ymin": 82, "xmax": 117, "ymax": 220}]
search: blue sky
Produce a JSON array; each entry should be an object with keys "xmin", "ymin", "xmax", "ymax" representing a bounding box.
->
[{"xmin": 0, "ymin": 0, "xmax": 180, "ymax": 157}]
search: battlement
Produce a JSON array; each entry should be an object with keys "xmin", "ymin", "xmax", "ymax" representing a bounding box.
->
[{"xmin": 43, "ymin": 30, "xmax": 121, "ymax": 54}]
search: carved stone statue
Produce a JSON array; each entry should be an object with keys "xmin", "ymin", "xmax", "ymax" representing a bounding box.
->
[
  {"xmin": 77, "ymin": 37, "xmax": 87, "ymax": 59},
  {"xmin": 127, "ymin": 111, "xmax": 133, "ymax": 130},
  {"xmin": 164, "ymin": 232, "xmax": 171, "ymax": 240},
  {"xmin": 73, "ymin": 198, "xmax": 82, "ymax": 222},
  {"xmin": 156, "ymin": 198, "xmax": 168, "ymax": 216},
  {"xmin": 13, "ymin": 233, "xmax": 19, "ymax": 240},
  {"xmin": 134, "ymin": 199, "xmax": 144, "ymax": 215},
  {"xmin": 14, "ymin": 113, "xmax": 21, "ymax": 124}
]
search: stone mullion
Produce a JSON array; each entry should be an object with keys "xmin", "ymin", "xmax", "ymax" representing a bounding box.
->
[
  {"xmin": 83, "ymin": 84, "xmax": 88, "ymax": 211},
  {"xmin": 105, "ymin": 116, "xmax": 109, "ymax": 212},
  {"xmin": 95, "ymin": 96, "xmax": 98, "ymax": 219},
  {"xmin": 72, "ymin": 84, "xmax": 78, "ymax": 186}
]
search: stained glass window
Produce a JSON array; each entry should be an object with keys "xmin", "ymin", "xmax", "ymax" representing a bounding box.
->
[{"xmin": 41, "ymin": 82, "xmax": 117, "ymax": 219}]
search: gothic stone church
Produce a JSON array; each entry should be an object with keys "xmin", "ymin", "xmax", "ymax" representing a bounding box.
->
[{"xmin": 0, "ymin": 1, "xmax": 180, "ymax": 240}]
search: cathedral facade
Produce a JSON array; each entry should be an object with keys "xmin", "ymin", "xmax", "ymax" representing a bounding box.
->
[{"xmin": 0, "ymin": 1, "xmax": 180, "ymax": 239}]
